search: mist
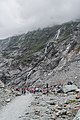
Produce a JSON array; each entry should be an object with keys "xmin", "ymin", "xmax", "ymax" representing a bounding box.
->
[{"xmin": 0, "ymin": 0, "xmax": 80, "ymax": 38}]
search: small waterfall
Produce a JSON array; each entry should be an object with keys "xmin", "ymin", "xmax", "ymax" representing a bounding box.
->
[{"xmin": 56, "ymin": 29, "xmax": 60, "ymax": 39}]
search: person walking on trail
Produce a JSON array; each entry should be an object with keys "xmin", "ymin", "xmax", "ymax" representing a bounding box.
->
[
  {"xmin": 22, "ymin": 88, "xmax": 24, "ymax": 94},
  {"xmin": 24, "ymin": 88, "xmax": 26, "ymax": 94},
  {"xmin": 46, "ymin": 83, "xmax": 49, "ymax": 95},
  {"xmin": 22, "ymin": 88, "xmax": 26, "ymax": 95}
]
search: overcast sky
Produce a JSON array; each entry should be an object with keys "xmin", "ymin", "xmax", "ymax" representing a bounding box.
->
[{"xmin": 0, "ymin": 0, "xmax": 80, "ymax": 38}]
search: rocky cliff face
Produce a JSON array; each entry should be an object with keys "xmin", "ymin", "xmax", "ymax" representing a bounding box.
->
[{"xmin": 0, "ymin": 21, "xmax": 80, "ymax": 88}]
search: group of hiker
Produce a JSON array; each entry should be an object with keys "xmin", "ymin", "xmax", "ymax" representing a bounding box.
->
[
  {"xmin": 21, "ymin": 83, "xmax": 49, "ymax": 95},
  {"xmin": 20, "ymin": 81, "xmax": 73, "ymax": 95}
]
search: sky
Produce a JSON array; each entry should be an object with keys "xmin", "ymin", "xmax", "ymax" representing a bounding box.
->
[{"xmin": 0, "ymin": 0, "xmax": 80, "ymax": 38}]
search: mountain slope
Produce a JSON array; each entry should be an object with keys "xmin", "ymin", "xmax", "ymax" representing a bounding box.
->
[
  {"xmin": 0, "ymin": 21, "xmax": 80, "ymax": 87},
  {"xmin": 0, "ymin": 20, "xmax": 80, "ymax": 120}
]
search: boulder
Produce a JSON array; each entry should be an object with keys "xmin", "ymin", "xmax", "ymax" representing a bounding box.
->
[
  {"xmin": 59, "ymin": 109, "xmax": 67, "ymax": 116},
  {"xmin": 34, "ymin": 110, "xmax": 40, "ymax": 116},
  {"xmin": 5, "ymin": 98, "xmax": 11, "ymax": 103},
  {"xmin": 63, "ymin": 85, "xmax": 78, "ymax": 93},
  {"xmin": 46, "ymin": 101, "xmax": 56, "ymax": 105},
  {"xmin": 0, "ymin": 80, "xmax": 5, "ymax": 88},
  {"xmin": 14, "ymin": 91, "xmax": 22, "ymax": 96},
  {"xmin": 4, "ymin": 89, "xmax": 12, "ymax": 94},
  {"xmin": 76, "ymin": 89, "xmax": 80, "ymax": 93}
]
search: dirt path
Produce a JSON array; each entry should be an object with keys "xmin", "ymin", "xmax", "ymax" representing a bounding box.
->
[{"xmin": 0, "ymin": 93, "xmax": 34, "ymax": 120}]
